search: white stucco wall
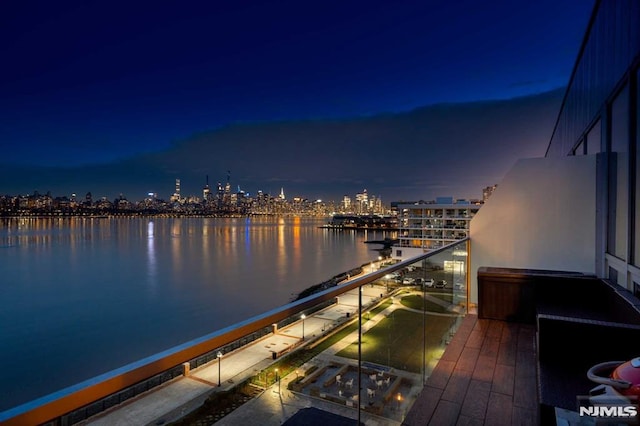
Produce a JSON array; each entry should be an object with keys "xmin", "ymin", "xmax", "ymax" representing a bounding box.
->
[
  {"xmin": 392, "ymin": 246, "xmax": 425, "ymax": 261},
  {"xmin": 469, "ymin": 155, "xmax": 597, "ymax": 303}
]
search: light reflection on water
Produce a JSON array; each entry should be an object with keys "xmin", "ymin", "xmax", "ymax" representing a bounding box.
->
[
  {"xmin": 0, "ymin": 216, "xmax": 394, "ymax": 411},
  {"xmin": 147, "ymin": 220, "xmax": 157, "ymax": 284}
]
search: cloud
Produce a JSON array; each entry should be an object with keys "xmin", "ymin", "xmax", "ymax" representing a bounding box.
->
[{"xmin": 0, "ymin": 89, "xmax": 564, "ymax": 202}]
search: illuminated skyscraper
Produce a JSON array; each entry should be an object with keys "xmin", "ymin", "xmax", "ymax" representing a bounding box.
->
[
  {"xmin": 355, "ymin": 189, "xmax": 368, "ymax": 214},
  {"xmin": 342, "ymin": 195, "xmax": 352, "ymax": 211},
  {"xmin": 171, "ymin": 179, "xmax": 182, "ymax": 203},
  {"xmin": 203, "ymin": 176, "xmax": 211, "ymax": 202}
]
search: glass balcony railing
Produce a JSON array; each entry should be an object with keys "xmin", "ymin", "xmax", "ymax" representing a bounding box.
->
[{"xmin": 288, "ymin": 238, "xmax": 469, "ymax": 423}]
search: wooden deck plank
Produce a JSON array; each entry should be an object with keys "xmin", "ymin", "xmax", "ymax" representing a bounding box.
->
[
  {"xmin": 485, "ymin": 391, "xmax": 513, "ymax": 426},
  {"xmin": 473, "ymin": 318, "xmax": 491, "ymax": 334},
  {"xmin": 454, "ymin": 347, "xmax": 480, "ymax": 373},
  {"xmin": 469, "ymin": 319, "xmax": 490, "ymax": 342},
  {"xmin": 430, "ymin": 400, "xmax": 462, "ymax": 426},
  {"xmin": 460, "ymin": 379, "xmax": 491, "ymax": 419},
  {"xmin": 441, "ymin": 369, "xmax": 472, "ymax": 403},
  {"xmin": 497, "ymin": 341, "xmax": 517, "ymax": 367},
  {"xmin": 480, "ymin": 335, "xmax": 500, "ymax": 358},
  {"xmin": 513, "ymin": 350, "xmax": 538, "ymax": 410},
  {"xmin": 428, "ymin": 360, "xmax": 456, "ymax": 390},
  {"xmin": 471, "ymin": 354, "xmax": 496, "ymax": 383},
  {"xmin": 515, "ymin": 348, "xmax": 537, "ymax": 379},
  {"xmin": 451, "ymin": 318, "xmax": 476, "ymax": 343},
  {"xmin": 492, "ymin": 364, "xmax": 515, "ymax": 396},
  {"xmin": 513, "ymin": 371, "xmax": 537, "ymax": 410},
  {"xmin": 401, "ymin": 385, "xmax": 443, "ymax": 426},
  {"xmin": 465, "ymin": 329, "xmax": 485, "ymax": 349},
  {"xmin": 459, "ymin": 315, "xmax": 477, "ymax": 332},
  {"xmin": 441, "ymin": 340, "xmax": 466, "ymax": 363},
  {"xmin": 486, "ymin": 320, "xmax": 504, "ymax": 339},
  {"xmin": 501, "ymin": 322, "xmax": 520, "ymax": 345},
  {"xmin": 517, "ymin": 326, "xmax": 535, "ymax": 352},
  {"xmin": 455, "ymin": 415, "xmax": 484, "ymax": 426},
  {"xmin": 512, "ymin": 406, "xmax": 538, "ymax": 426},
  {"xmin": 497, "ymin": 322, "xmax": 520, "ymax": 368}
]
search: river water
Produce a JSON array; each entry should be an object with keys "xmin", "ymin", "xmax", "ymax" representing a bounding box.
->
[{"xmin": 0, "ymin": 216, "xmax": 393, "ymax": 411}]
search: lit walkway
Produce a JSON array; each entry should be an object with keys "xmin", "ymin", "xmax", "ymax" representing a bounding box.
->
[{"xmin": 81, "ymin": 284, "xmax": 387, "ymax": 426}]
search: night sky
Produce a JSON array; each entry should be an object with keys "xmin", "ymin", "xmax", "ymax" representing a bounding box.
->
[{"xmin": 0, "ymin": 0, "xmax": 593, "ymax": 201}]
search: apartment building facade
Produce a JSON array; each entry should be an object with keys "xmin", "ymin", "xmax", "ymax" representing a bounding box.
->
[{"xmin": 395, "ymin": 197, "xmax": 480, "ymax": 259}]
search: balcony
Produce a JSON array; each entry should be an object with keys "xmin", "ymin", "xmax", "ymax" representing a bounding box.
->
[{"xmin": 403, "ymin": 267, "xmax": 640, "ymax": 426}]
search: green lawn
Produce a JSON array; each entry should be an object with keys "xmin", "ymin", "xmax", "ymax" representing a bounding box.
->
[
  {"xmin": 336, "ymin": 308, "xmax": 456, "ymax": 373},
  {"xmin": 429, "ymin": 293, "xmax": 454, "ymax": 303},
  {"xmin": 400, "ymin": 294, "xmax": 450, "ymax": 313}
]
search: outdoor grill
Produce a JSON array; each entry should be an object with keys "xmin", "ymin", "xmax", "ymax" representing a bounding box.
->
[{"xmin": 587, "ymin": 357, "xmax": 640, "ymax": 404}]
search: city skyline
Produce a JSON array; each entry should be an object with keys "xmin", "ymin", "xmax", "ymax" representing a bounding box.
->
[
  {"xmin": 0, "ymin": 173, "xmax": 490, "ymax": 204},
  {"xmin": 0, "ymin": 176, "xmax": 495, "ymax": 219},
  {"xmin": 0, "ymin": 1, "xmax": 593, "ymax": 200}
]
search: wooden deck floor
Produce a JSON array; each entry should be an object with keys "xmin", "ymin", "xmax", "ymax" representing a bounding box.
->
[{"xmin": 403, "ymin": 314, "xmax": 538, "ymax": 426}]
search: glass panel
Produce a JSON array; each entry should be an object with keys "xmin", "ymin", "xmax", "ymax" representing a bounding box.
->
[
  {"xmin": 607, "ymin": 85, "xmax": 629, "ymax": 260},
  {"xmin": 635, "ymin": 69, "xmax": 640, "ymax": 265},
  {"xmin": 547, "ymin": 1, "xmax": 636, "ymax": 157},
  {"xmin": 608, "ymin": 266, "xmax": 619, "ymax": 284},
  {"xmin": 344, "ymin": 240, "xmax": 468, "ymax": 421},
  {"xmin": 586, "ymin": 119, "xmax": 601, "ymax": 154}
]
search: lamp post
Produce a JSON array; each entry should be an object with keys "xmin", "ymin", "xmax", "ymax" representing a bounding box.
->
[
  {"xmin": 275, "ymin": 368, "xmax": 280, "ymax": 393},
  {"xmin": 422, "ymin": 276, "xmax": 426, "ymax": 385},
  {"xmin": 217, "ymin": 351, "xmax": 222, "ymax": 387},
  {"xmin": 357, "ymin": 284, "xmax": 363, "ymax": 426},
  {"xmin": 301, "ymin": 314, "xmax": 306, "ymax": 340}
]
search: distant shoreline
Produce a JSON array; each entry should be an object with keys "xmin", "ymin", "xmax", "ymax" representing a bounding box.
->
[
  {"xmin": 319, "ymin": 224, "xmax": 398, "ymax": 231},
  {"xmin": 293, "ymin": 265, "xmax": 365, "ymax": 301},
  {"xmin": 0, "ymin": 212, "xmax": 327, "ymax": 219}
]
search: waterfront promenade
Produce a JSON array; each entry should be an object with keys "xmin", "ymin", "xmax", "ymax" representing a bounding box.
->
[{"xmin": 81, "ymin": 284, "xmax": 392, "ymax": 426}]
